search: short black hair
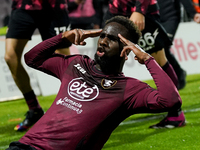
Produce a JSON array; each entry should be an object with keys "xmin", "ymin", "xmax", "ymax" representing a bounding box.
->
[{"xmin": 105, "ymin": 16, "xmax": 141, "ymax": 43}]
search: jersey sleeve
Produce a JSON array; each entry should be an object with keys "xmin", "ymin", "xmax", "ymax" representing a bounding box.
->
[
  {"xmin": 24, "ymin": 33, "xmax": 73, "ymax": 80},
  {"xmin": 124, "ymin": 57, "xmax": 182, "ymax": 114}
]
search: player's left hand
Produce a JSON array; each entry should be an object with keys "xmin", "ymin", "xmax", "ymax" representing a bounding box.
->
[{"xmin": 118, "ymin": 34, "xmax": 151, "ymax": 64}]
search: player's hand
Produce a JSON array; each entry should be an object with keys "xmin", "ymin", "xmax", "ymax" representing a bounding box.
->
[
  {"xmin": 194, "ymin": 13, "xmax": 200, "ymax": 23},
  {"xmin": 118, "ymin": 34, "xmax": 151, "ymax": 64},
  {"xmin": 62, "ymin": 29, "xmax": 102, "ymax": 45},
  {"xmin": 130, "ymin": 12, "xmax": 145, "ymax": 31}
]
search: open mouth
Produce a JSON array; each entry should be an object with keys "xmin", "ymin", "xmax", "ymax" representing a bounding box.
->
[{"xmin": 97, "ymin": 47, "xmax": 105, "ymax": 57}]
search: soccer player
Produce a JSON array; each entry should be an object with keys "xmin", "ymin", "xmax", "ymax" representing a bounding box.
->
[
  {"xmin": 157, "ymin": 0, "xmax": 200, "ymax": 90},
  {"xmin": 67, "ymin": 0, "xmax": 102, "ymax": 29},
  {"xmin": 103, "ymin": 0, "xmax": 186, "ymax": 128},
  {"xmin": 4, "ymin": 0, "xmax": 70, "ymax": 131},
  {"xmin": 150, "ymin": 0, "xmax": 200, "ymax": 128},
  {"xmin": 6, "ymin": 16, "xmax": 182, "ymax": 150}
]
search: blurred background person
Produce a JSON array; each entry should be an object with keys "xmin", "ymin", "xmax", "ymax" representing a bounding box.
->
[
  {"xmin": 148, "ymin": 0, "xmax": 200, "ymax": 129},
  {"xmin": 157, "ymin": 0, "xmax": 200, "ymax": 90},
  {"xmin": 67, "ymin": 0, "xmax": 102, "ymax": 29},
  {"xmin": 4, "ymin": 0, "xmax": 70, "ymax": 132},
  {"xmin": 0, "ymin": 0, "xmax": 11, "ymax": 28}
]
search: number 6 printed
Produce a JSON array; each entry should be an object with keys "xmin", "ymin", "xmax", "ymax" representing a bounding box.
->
[{"xmin": 138, "ymin": 28, "xmax": 159, "ymax": 48}]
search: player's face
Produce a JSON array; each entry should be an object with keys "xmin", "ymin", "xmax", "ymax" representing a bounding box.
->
[{"xmin": 94, "ymin": 22, "xmax": 128, "ymax": 74}]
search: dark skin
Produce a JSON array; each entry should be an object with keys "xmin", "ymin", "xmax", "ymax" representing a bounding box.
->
[
  {"xmin": 62, "ymin": 22, "xmax": 151, "ymax": 74},
  {"xmin": 95, "ymin": 22, "xmax": 127, "ymax": 74}
]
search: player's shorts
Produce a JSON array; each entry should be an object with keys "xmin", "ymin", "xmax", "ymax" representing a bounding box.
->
[
  {"xmin": 6, "ymin": 141, "xmax": 37, "ymax": 150},
  {"xmin": 139, "ymin": 15, "xmax": 172, "ymax": 54},
  {"xmin": 103, "ymin": 11, "xmax": 172, "ymax": 54},
  {"xmin": 6, "ymin": 8, "xmax": 70, "ymax": 41},
  {"xmin": 161, "ymin": 19, "xmax": 179, "ymax": 41}
]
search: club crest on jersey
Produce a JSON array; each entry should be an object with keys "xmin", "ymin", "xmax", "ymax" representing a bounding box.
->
[{"xmin": 101, "ymin": 79, "xmax": 117, "ymax": 89}]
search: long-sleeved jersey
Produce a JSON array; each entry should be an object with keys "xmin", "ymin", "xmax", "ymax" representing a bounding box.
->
[
  {"xmin": 108, "ymin": 0, "xmax": 159, "ymax": 16},
  {"xmin": 20, "ymin": 33, "xmax": 182, "ymax": 150}
]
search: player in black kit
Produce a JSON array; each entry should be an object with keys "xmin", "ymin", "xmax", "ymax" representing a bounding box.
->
[{"xmin": 5, "ymin": 0, "xmax": 70, "ymax": 131}]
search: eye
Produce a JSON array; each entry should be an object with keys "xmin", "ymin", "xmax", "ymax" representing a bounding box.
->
[
  {"xmin": 109, "ymin": 37, "xmax": 115, "ymax": 41},
  {"xmin": 100, "ymin": 33, "xmax": 105, "ymax": 39},
  {"xmin": 110, "ymin": 37, "xmax": 118, "ymax": 41},
  {"xmin": 108, "ymin": 35, "xmax": 118, "ymax": 41}
]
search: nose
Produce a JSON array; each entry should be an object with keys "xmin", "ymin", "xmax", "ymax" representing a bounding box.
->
[{"xmin": 100, "ymin": 37, "xmax": 108, "ymax": 47}]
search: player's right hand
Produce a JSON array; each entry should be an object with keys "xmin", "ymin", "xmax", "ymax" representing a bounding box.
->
[{"xmin": 62, "ymin": 29, "xmax": 102, "ymax": 45}]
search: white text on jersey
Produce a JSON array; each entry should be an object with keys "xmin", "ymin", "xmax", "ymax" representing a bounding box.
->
[{"xmin": 74, "ymin": 63, "xmax": 86, "ymax": 74}]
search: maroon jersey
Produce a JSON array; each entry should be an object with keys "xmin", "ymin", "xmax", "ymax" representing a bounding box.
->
[
  {"xmin": 20, "ymin": 33, "xmax": 182, "ymax": 150},
  {"xmin": 108, "ymin": 0, "xmax": 159, "ymax": 16}
]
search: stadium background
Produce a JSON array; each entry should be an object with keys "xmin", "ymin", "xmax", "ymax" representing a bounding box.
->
[{"xmin": 0, "ymin": 0, "xmax": 200, "ymax": 101}]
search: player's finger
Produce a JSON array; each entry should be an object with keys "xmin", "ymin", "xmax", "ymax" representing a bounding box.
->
[
  {"xmin": 80, "ymin": 41, "xmax": 86, "ymax": 45},
  {"xmin": 121, "ymin": 45, "xmax": 143, "ymax": 57},
  {"xmin": 120, "ymin": 45, "xmax": 133, "ymax": 57},
  {"xmin": 85, "ymin": 29, "xmax": 102, "ymax": 38},
  {"xmin": 118, "ymin": 34, "xmax": 134, "ymax": 46},
  {"xmin": 75, "ymin": 29, "xmax": 81, "ymax": 45},
  {"xmin": 80, "ymin": 29, "xmax": 102, "ymax": 42}
]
